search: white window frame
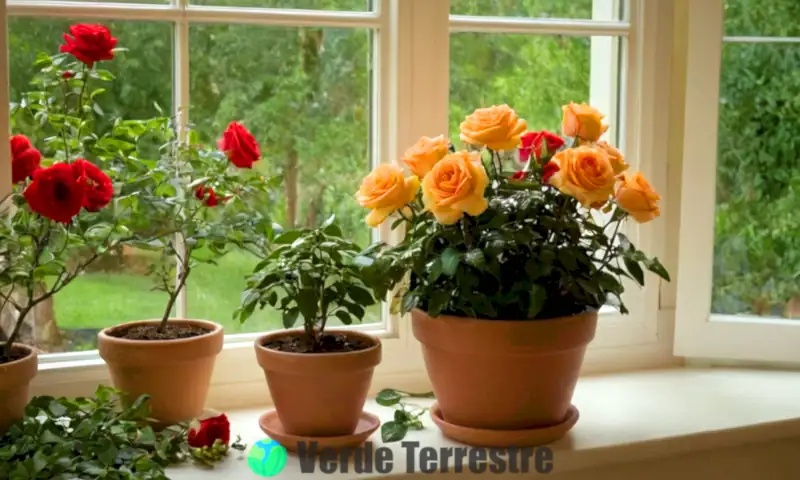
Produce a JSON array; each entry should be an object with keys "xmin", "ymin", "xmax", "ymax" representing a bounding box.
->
[
  {"xmin": 1, "ymin": 0, "xmax": 675, "ymax": 408},
  {"xmin": 674, "ymin": 0, "xmax": 800, "ymax": 363}
]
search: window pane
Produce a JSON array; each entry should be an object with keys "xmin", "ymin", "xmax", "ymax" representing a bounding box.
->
[
  {"xmin": 450, "ymin": 0, "xmax": 620, "ymax": 20},
  {"xmin": 450, "ymin": 33, "xmax": 620, "ymax": 144},
  {"xmin": 190, "ymin": 0, "xmax": 370, "ymax": 10},
  {"xmin": 5, "ymin": 19, "xmax": 174, "ymax": 352},
  {"xmin": 187, "ymin": 24, "xmax": 378, "ymax": 332},
  {"xmin": 724, "ymin": 0, "xmax": 800, "ymax": 37},
  {"xmin": 713, "ymin": 42, "xmax": 800, "ymax": 319}
]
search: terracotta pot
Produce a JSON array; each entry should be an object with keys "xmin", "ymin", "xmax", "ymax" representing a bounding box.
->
[
  {"xmin": 412, "ymin": 308, "xmax": 597, "ymax": 431},
  {"xmin": 255, "ymin": 329, "xmax": 381, "ymax": 437},
  {"xmin": 97, "ymin": 319, "xmax": 223, "ymax": 425},
  {"xmin": 0, "ymin": 344, "xmax": 38, "ymax": 433}
]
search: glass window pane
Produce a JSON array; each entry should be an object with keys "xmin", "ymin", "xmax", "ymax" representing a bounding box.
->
[
  {"xmin": 713, "ymin": 42, "xmax": 800, "ymax": 319},
  {"xmin": 724, "ymin": 0, "xmax": 800, "ymax": 37},
  {"xmin": 5, "ymin": 19, "xmax": 174, "ymax": 352},
  {"xmin": 450, "ymin": 33, "xmax": 620, "ymax": 144},
  {"xmin": 190, "ymin": 0, "xmax": 370, "ymax": 11},
  {"xmin": 187, "ymin": 24, "xmax": 378, "ymax": 332},
  {"xmin": 450, "ymin": 0, "xmax": 620, "ymax": 20}
]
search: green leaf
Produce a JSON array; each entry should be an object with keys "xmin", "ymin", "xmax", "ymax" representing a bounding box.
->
[
  {"xmin": 348, "ymin": 285, "xmax": 374, "ymax": 305},
  {"xmin": 464, "ymin": 249, "xmax": 486, "ymax": 270},
  {"xmin": 623, "ymin": 257, "xmax": 645, "ymax": 286},
  {"xmin": 381, "ymin": 421, "xmax": 408, "ymax": 443},
  {"xmin": 527, "ymin": 284, "xmax": 547, "ymax": 318},
  {"xmin": 427, "ymin": 290, "xmax": 449, "ymax": 316},
  {"xmin": 375, "ymin": 389, "xmax": 403, "ymax": 407},
  {"xmin": 334, "ymin": 310, "xmax": 353, "ymax": 325},
  {"xmin": 273, "ymin": 230, "xmax": 303, "ymax": 245},
  {"xmin": 441, "ymin": 248, "xmax": 460, "ymax": 276},
  {"xmin": 282, "ymin": 308, "xmax": 300, "ymax": 329},
  {"xmin": 645, "ymin": 257, "xmax": 671, "ymax": 281},
  {"xmin": 297, "ymin": 289, "xmax": 318, "ymax": 321}
]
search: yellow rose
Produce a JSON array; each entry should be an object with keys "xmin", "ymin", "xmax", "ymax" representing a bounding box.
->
[
  {"xmin": 357, "ymin": 164, "xmax": 420, "ymax": 227},
  {"xmin": 597, "ymin": 141, "xmax": 629, "ymax": 175},
  {"xmin": 459, "ymin": 105, "xmax": 528, "ymax": 151},
  {"xmin": 549, "ymin": 146, "xmax": 616, "ymax": 207},
  {"xmin": 615, "ymin": 172, "xmax": 661, "ymax": 223},
  {"xmin": 561, "ymin": 102, "xmax": 608, "ymax": 142},
  {"xmin": 422, "ymin": 151, "xmax": 489, "ymax": 225},
  {"xmin": 402, "ymin": 135, "xmax": 450, "ymax": 178}
]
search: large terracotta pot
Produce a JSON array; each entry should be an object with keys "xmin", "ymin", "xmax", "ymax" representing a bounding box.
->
[
  {"xmin": 412, "ymin": 309, "xmax": 597, "ymax": 431},
  {"xmin": 98, "ymin": 319, "xmax": 223, "ymax": 425},
  {"xmin": 255, "ymin": 329, "xmax": 381, "ymax": 437},
  {"xmin": 0, "ymin": 344, "xmax": 38, "ymax": 433}
]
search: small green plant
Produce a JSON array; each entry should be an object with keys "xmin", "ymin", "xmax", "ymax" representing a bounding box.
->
[
  {"xmin": 376, "ymin": 388, "xmax": 435, "ymax": 443},
  {"xmin": 236, "ymin": 216, "xmax": 380, "ymax": 351},
  {"xmin": 0, "ymin": 386, "xmax": 189, "ymax": 479}
]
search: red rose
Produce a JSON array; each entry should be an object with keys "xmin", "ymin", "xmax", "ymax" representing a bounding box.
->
[
  {"xmin": 510, "ymin": 171, "xmax": 526, "ymax": 181},
  {"xmin": 71, "ymin": 159, "xmax": 113, "ymax": 212},
  {"xmin": 188, "ymin": 413, "xmax": 230, "ymax": 448},
  {"xmin": 194, "ymin": 185, "xmax": 220, "ymax": 207},
  {"xmin": 24, "ymin": 163, "xmax": 86, "ymax": 224},
  {"xmin": 218, "ymin": 122, "xmax": 260, "ymax": 169},
  {"xmin": 542, "ymin": 161, "xmax": 560, "ymax": 184},
  {"xmin": 519, "ymin": 131, "xmax": 565, "ymax": 163},
  {"xmin": 10, "ymin": 135, "xmax": 41, "ymax": 184},
  {"xmin": 59, "ymin": 24, "xmax": 117, "ymax": 68},
  {"xmin": 62, "ymin": 71, "xmax": 74, "ymax": 79}
]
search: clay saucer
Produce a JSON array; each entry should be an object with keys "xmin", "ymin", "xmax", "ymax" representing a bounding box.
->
[
  {"xmin": 259, "ymin": 410, "xmax": 380, "ymax": 453},
  {"xmin": 430, "ymin": 402, "xmax": 579, "ymax": 448}
]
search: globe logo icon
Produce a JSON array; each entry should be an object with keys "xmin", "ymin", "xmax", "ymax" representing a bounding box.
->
[{"xmin": 248, "ymin": 439, "xmax": 288, "ymax": 477}]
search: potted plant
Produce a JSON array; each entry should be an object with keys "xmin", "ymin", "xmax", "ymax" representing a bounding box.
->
[
  {"xmin": 1, "ymin": 25, "xmax": 126, "ymax": 431},
  {"xmin": 237, "ymin": 219, "xmax": 382, "ymax": 437},
  {"xmin": 357, "ymin": 103, "xmax": 669, "ymax": 445},
  {"xmin": 96, "ymin": 118, "xmax": 277, "ymax": 425}
]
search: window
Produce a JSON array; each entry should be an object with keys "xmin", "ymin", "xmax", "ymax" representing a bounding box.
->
[
  {"xmin": 1, "ymin": 0, "xmax": 671, "ymax": 401},
  {"xmin": 675, "ymin": 0, "xmax": 800, "ymax": 362}
]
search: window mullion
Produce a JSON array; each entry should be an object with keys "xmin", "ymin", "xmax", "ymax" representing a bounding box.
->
[
  {"xmin": 0, "ymin": 0, "xmax": 11, "ymax": 196},
  {"xmin": 173, "ymin": 0, "xmax": 190, "ymax": 320},
  {"xmin": 448, "ymin": 15, "xmax": 630, "ymax": 36}
]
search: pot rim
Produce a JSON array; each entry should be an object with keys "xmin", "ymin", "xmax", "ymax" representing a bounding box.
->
[
  {"xmin": 254, "ymin": 328, "xmax": 381, "ymax": 358},
  {"xmin": 411, "ymin": 307, "xmax": 598, "ymax": 325},
  {"xmin": 0, "ymin": 343, "xmax": 38, "ymax": 364},
  {"xmin": 97, "ymin": 318, "xmax": 223, "ymax": 346}
]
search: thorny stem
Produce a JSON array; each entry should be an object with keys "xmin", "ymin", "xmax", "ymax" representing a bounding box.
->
[{"xmin": 158, "ymin": 243, "xmax": 193, "ymax": 332}]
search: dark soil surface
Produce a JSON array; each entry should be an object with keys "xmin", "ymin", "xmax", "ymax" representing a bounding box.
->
[
  {"xmin": 109, "ymin": 324, "xmax": 210, "ymax": 341},
  {"xmin": 0, "ymin": 348, "xmax": 31, "ymax": 365},
  {"xmin": 264, "ymin": 333, "xmax": 373, "ymax": 353}
]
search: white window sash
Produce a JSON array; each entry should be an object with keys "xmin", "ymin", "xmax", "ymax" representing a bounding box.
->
[{"xmin": 674, "ymin": 0, "xmax": 800, "ymax": 363}]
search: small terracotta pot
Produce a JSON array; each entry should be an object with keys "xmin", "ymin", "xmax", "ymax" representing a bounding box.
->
[
  {"xmin": 412, "ymin": 309, "xmax": 597, "ymax": 431},
  {"xmin": 255, "ymin": 329, "xmax": 381, "ymax": 437},
  {"xmin": 98, "ymin": 319, "xmax": 223, "ymax": 425},
  {"xmin": 0, "ymin": 344, "xmax": 38, "ymax": 433}
]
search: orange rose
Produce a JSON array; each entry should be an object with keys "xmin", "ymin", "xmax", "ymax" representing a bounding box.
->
[
  {"xmin": 561, "ymin": 102, "xmax": 608, "ymax": 142},
  {"xmin": 597, "ymin": 141, "xmax": 628, "ymax": 175},
  {"xmin": 459, "ymin": 105, "xmax": 528, "ymax": 151},
  {"xmin": 402, "ymin": 135, "xmax": 449, "ymax": 178},
  {"xmin": 549, "ymin": 146, "xmax": 616, "ymax": 207},
  {"xmin": 615, "ymin": 172, "xmax": 661, "ymax": 223},
  {"xmin": 422, "ymin": 151, "xmax": 489, "ymax": 225},
  {"xmin": 357, "ymin": 164, "xmax": 420, "ymax": 227}
]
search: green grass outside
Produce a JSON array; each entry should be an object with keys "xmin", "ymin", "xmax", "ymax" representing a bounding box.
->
[{"xmin": 53, "ymin": 249, "xmax": 380, "ymax": 338}]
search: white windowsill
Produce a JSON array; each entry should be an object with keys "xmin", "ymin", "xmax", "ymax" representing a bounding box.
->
[{"xmin": 166, "ymin": 368, "xmax": 800, "ymax": 478}]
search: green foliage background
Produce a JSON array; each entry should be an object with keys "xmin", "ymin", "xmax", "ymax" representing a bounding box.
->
[{"xmin": 5, "ymin": 0, "xmax": 798, "ymax": 344}]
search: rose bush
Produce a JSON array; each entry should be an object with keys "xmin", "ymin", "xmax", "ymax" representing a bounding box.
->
[{"xmin": 357, "ymin": 103, "xmax": 668, "ymax": 321}]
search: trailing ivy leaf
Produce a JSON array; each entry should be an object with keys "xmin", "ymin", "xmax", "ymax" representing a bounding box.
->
[
  {"xmin": 441, "ymin": 248, "xmax": 460, "ymax": 276},
  {"xmin": 623, "ymin": 257, "xmax": 645, "ymax": 286},
  {"xmin": 376, "ymin": 389, "xmax": 403, "ymax": 407},
  {"xmin": 381, "ymin": 421, "xmax": 408, "ymax": 443},
  {"xmin": 527, "ymin": 285, "xmax": 547, "ymax": 318}
]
